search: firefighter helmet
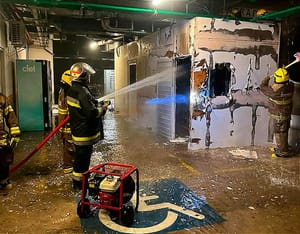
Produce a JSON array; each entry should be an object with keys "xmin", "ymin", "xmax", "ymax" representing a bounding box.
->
[
  {"xmin": 60, "ymin": 70, "xmax": 72, "ymax": 86},
  {"xmin": 274, "ymin": 67, "xmax": 289, "ymax": 84},
  {"xmin": 70, "ymin": 62, "xmax": 96, "ymax": 81}
]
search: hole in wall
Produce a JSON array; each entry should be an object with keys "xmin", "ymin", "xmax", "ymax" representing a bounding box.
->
[{"xmin": 209, "ymin": 62, "xmax": 231, "ymax": 97}]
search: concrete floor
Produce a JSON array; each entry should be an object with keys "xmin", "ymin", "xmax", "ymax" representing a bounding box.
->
[{"xmin": 1, "ymin": 110, "xmax": 300, "ymax": 233}]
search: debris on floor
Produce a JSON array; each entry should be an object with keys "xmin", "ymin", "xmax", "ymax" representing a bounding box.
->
[
  {"xmin": 229, "ymin": 148, "xmax": 258, "ymax": 159},
  {"xmin": 169, "ymin": 137, "xmax": 189, "ymax": 143}
]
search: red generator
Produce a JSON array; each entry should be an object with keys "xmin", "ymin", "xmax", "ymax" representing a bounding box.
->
[{"xmin": 77, "ymin": 162, "xmax": 139, "ymax": 226}]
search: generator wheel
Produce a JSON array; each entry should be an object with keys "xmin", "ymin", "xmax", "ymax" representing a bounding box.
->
[
  {"xmin": 77, "ymin": 199, "xmax": 91, "ymax": 218},
  {"xmin": 120, "ymin": 202, "xmax": 135, "ymax": 226}
]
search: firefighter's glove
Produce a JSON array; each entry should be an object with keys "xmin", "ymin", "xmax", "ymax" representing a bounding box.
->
[
  {"xmin": 97, "ymin": 106, "xmax": 107, "ymax": 117},
  {"xmin": 10, "ymin": 137, "xmax": 20, "ymax": 149},
  {"xmin": 99, "ymin": 100, "xmax": 111, "ymax": 106},
  {"xmin": 100, "ymin": 106, "xmax": 108, "ymax": 116},
  {"xmin": 105, "ymin": 100, "xmax": 111, "ymax": 106}
]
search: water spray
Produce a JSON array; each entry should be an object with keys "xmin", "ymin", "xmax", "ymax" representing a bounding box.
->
[
  {"xmin": 98, "ymin": 67, "xmax": 176, "ymax": 104},
  {"xmin": 285, "ymin": 52, "xmax": 300, "ymax": 69}
]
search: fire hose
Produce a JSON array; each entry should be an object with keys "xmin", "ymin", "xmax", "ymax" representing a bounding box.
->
[
  {"xmin": 285, "ymin": 52, "xmax": 300, "ymax": 69},
  {"xmin": 9, "ymin": 115, "xmax": 70, "ymax": 174},
  {"xmin": 9, "ymin": 99, "xmax": 111, "ymax": 174},
  {"xmin": 268, "ymin": 52, "xmax": 300, "ymax": 79}
]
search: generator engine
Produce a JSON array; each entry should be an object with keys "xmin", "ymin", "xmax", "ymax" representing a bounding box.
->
[
  {"xmin": 87, "ymin": 173, "xmax": 135, "ymax": 206},
  {"xmin": 87, "ymin": 174, "xmax": 105, "ymax": 198}
]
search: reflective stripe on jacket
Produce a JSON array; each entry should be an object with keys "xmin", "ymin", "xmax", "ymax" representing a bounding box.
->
[
  {"xmin": 66, "ymin": 81, "xmax": 104, "ymax": 146},
  {"xmin": 260, "ymin": 77, "xmax": 294, "ymax": 118},
  {"xmin": 58, "ymin": 85, "xmax": 71, "ymax": 136},
  {"xmin": 0, "ymin": 93, "xmax": 20, "ymax": 146}
]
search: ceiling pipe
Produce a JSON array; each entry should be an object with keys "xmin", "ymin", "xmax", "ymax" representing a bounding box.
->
[
  {"xmin": 97, "ymin": 35, "xmax": 123, "ymax": 46},
  {"xmin": 0, "ymin": 0, "xmax": 212, "ymax": 19},
  {"xmin": 31, "ymin": 7, "xmax": 48, "ymax": 47},
  {"xmin": 25, "ymin": 30, "xmax": 34, "ymax": 45},
  {"xmin": 9, "ymin": 0, "xmax": 300, "ymax": 23},
  {"xmin": 3, "ymin": 0, "xmax": 300, "ymax": 22}
]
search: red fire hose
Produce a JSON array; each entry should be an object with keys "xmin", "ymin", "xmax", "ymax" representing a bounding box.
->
[{"xmin": 10, "ymin": 115, "xmax": 70, "ymax": 174}]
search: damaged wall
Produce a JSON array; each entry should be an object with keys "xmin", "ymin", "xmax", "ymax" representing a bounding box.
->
[
  {"xmin": 189, "ymin": 18, "xmax": 280, "ymax": 149},
  {"xmin": 114, "ymin": 17, "xmax": 280, "ymax": 149}
]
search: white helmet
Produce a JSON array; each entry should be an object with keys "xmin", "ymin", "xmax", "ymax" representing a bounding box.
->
[{"xmin": 70, "ymin": 62, "xmax": 96, "ymax": 81}]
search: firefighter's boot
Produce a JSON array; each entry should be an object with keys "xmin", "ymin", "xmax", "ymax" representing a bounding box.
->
[
  {"xmin": 274, "ymin": 133, "xmax": 291, "ymax": 157},
  {"xmin": 63, "ymin": 167, "xmax": 73, "ymax": 174},
  {"xmin": 0, "ymin": 178, "xmax": 12, "ymax": 190},
  {"xmin": 72, "ymin": 171, "xmax": 83, "ymax": 191}
]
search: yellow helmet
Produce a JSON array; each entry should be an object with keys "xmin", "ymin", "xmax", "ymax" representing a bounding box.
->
[
  {"xmin": 61, "ymin": 70, "xmax": 72, "ymax": 86},
  {"xmin": 256, "ymin": 9, "xmax": 267, "ymax": 17},
  {"xmin": 274, "ymin": 67, "xmax": 289, "ymax": 84}
]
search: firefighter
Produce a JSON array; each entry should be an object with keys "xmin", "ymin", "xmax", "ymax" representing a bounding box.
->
[
  {"xmin": 0, "ymin": 93, "xmax": 20, "ymax": 190},
  {"xmin": 260, "ymin": 67, "xmax": 294, "ymax": 157},
  {"xmin": 58, "ymin": 70, "xmax": 74, "ymax": 174},
  {"xmin": 66, "ymin": 62, "xmax": 108, "ymax": 190}
]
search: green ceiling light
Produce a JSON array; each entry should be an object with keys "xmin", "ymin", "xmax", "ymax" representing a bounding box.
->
[
  {"xmin": 0, "ymin": 0, "xmax": 212, "ymax": 18},
  {"xmin": 4, "ymin": 0, "xmax": 300, "ymax": 22}
]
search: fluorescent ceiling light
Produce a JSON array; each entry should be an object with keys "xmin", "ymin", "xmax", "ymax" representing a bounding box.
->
[{"xmin": 89, "ymin": 41, "xmax": 98, "ymax": 50}]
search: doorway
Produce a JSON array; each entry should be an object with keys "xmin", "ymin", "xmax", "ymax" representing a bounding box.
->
[{"xmin": 175, "ymin": 55, "xmax": 191, "ymax": 138}]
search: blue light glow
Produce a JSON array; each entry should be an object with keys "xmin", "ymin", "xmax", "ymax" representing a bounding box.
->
[{"xmin": 146, "ymin": 94, "xmax": 188, "ymax": 105}]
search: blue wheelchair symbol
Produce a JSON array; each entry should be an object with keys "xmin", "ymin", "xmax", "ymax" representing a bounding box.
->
[{"xmin": 85, "ymin": 178, "xmax": 225, "ymax": 233}]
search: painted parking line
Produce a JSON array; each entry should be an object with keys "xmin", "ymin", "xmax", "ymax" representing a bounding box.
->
[
  {"xmin": 215, "ymin": 166, "xmax": 255, "ymax": 173},
  {"xmin": 168, "ymin": 153, "xmax": 255, "ymax": 175},
  {"xmin": 168, "ymin": 153, "xmax": 200, "ymax": 175}
]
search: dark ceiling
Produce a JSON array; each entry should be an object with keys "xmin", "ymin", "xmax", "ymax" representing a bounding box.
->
[{"xmin": 0, "ymin": 0, "xmax": 299, "ymax": 48}]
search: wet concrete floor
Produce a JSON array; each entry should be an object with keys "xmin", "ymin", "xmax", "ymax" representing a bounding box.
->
[{"xmin": 1, "ymin": 110, "xmax": 300, "ymax": 233}]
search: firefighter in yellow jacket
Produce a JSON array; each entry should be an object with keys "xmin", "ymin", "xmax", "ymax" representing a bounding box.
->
[
  {"xmin": 260, "ymin": 67, "xmax": 294, "ymax": 157},
  {"xmin": 0, "ymin": 93, "xmax": 20, "ymax": 190},
  {"xmin": 58, "ymin": 70, "xmax": 75, "ymax": 174}
]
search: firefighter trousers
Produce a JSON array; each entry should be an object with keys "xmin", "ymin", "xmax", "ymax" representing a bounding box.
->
[
  {"xmin": 0, "ymin": 147, "xmax": 14, "ymax": 181},
  {"xmin": 62, "ymin": 138, "xmax": 75, "ymax": 169},
  {"xmin": 273, "ymin": 118, "xmax": 291, "ymax": 155},
  {"xmin": 73, "ymin": 144, "xmax": 93, "ymax": 174}
]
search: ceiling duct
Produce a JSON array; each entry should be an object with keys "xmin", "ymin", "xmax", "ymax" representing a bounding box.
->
[
  {"xmin": 101, "ymin": 18, "xmax": 148, "ymax": 35},
  {"xmin": 8, "ymin": 21, "xmax": 26, "ymax": 47}
]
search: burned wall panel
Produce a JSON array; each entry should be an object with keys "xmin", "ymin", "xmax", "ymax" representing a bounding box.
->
[
  {"xmin": 174, "ymin": 20, "xmax": 190, "ymax": 55},
  {"xmin": 114, "ymin": 17, "xmax": 280, "ymax": 146},
  {"xmin": 189, "ymin": 18, "xmax": 280, "ymax": 149}
]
